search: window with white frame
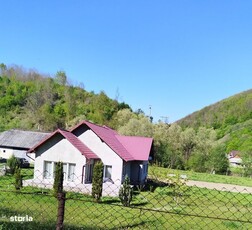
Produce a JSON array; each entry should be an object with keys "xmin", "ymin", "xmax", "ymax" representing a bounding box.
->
[
  {"xmin": 63, "ymin": 163, "xmax": 67, "ymax": 181},
  {"xmin": 104, "ymin": 165, "xmax": 112, "ymax": 180},
  {"xmin": 44, "ymin": 161, "xmax": 53, "ymax": 179},
  {"xmin": 43, "ymin": 161, "xmax": 76, "ymax": 182},
  {"xmin": 68, "ymin": 163, "xmax": 76, "ymax": 182}
]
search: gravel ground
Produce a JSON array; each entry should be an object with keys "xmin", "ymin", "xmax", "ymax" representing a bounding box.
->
[{"xmin": 186, "ymin": 180, "xmax": 252, "ymax": 194}]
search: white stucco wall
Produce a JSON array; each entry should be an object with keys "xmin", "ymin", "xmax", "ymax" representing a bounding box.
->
[
  {"xmin": 0, "ymin": 148, "xmax": 13, "ymax": 159},
  {"xmin": 0, "ymin": 148, "xmax": 34, "ymax": 162},
  {"xmin": 34, "ymin": 136, "xmax": 86, "ymax": 185},
  {"xmin": 78, "ymin": 130, "xmax": 123, "ymax": 185}
]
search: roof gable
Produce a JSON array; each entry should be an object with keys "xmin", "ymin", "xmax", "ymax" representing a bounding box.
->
[
  {"xmin": 71, "ymin": 120, "xmax": 153, "ymax": 162},
  {"xmin": 28, "ymin": 129, "xmax": 99, "ymax": 160}
]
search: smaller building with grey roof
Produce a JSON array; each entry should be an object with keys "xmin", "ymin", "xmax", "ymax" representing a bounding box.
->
[{"xmin": 0, "ymin": 129, "xmax": 49, "ymax": 162}]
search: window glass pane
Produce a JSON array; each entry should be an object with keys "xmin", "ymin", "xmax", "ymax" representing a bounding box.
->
[
  {"xmin": 68, "ymin": 163, "xmax": 76, "ymax": 181},
  {"xmin": 53, "ymin": 162, "xmax": 57, "ymax": 178},
  {"xmin": 63, "ymin": 163, "xmax": 67, "ymax": 181},
  {"xmin": 44, "ymin": 161, "xmax": 52, "ymax": 179},
  {"xmin": 105, "ymin": 165, "xmax": 112, "ymax": 179}
]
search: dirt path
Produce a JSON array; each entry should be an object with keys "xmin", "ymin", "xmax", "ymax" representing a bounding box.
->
[{"xmin": 186, "ymin": 180, "xmax": 252, "ymax": 194}]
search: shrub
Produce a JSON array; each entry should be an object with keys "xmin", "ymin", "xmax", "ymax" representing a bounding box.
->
[
  {"xmin": 119, "ymin": 175, "xmax": 133, "ymax": 207},
  {"xmin": 92, "ymin": 161, "xmax": 103, "ymax": 202},
  {"xmin": 14, "ymin": 166, "xmax": 22, "ymax": 190},
  {"xmin": 7, "ymin": 155, "xmax": 19, "ymax": 175}
]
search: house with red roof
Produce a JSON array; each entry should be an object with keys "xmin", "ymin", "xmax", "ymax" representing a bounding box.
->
[
  {"xmin": 25, "ymin": 120, "xmax": 153, "ymax": 196},
  {"xmin": 228, "ymin": 150, "xmax": 242, "ymax": 167}
]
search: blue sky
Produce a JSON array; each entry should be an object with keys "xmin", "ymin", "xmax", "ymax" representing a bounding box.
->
[{"xmin": 1, "ymin": 1, "xmax": 252, "ymax": 122}]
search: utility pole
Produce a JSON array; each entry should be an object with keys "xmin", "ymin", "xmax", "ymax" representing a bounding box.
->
[{"xmin": 149, "ymin": 105, "xmax": 153, "ymax": 123}]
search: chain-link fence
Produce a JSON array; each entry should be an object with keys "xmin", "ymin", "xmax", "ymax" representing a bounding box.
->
[{"xmin": 0, "ymin": 167, "xmax": 252, "ymax": 229}]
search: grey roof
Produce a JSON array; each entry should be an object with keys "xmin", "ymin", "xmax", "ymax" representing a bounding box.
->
[{"xmin": 0, "ymin": 129, "xmax": 50, "ymax": 149}]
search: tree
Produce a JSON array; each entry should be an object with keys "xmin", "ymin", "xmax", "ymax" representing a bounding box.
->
[
  {"xmin": 152, "ymin": 123, "xmax": 184, "ymax": 168},
  {"xmin": 241, "ymin": 151, "xmax": 252, "ymax": 177},
  {"xmin": 0, "ymin": 63, "xmax": 7, "ymax": 75},
  {"xmin": 92, "ymin": 161, "xmax": 103, "ymax": 202},
  {"xmin": 180, "ymin": 128, "xmax": 196, "ymax": 163},
  {"xmin": 119, "ymin": 175, "xmax": 133, "ymax": 207},
  {"xmin": 55, "ymin": 71, "xmax": 67, "ymax": 86},
  {"xmin": 113, "ymin": 109, "xmax": 136, "ymax": 129},
  {"xmin": 195, "ymin": 127, "xmax": 217, "ymax": 155},
  {"xmin": 188, "ymin": 127, "xmax": 217, "ymax": 172},
  {"xmin": 53, "ymin": 162, "xmax": 64, "ymax": 197},
  {"xmin": 206, "ymin": 145, "xmax": 229, "ymax": 174},
  {"xmin": 118, "ymin": 115, "xmax": 153, "ymax": 137},
  {"xmin": 188, "ymin": 151, "xmax": 208, "ymax": 172}
]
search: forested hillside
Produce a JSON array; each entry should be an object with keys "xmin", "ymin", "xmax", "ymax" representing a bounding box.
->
[
  {"xmin": 177, "ymin": 89, "xmax": 252, "ymax": 153},
  {"xmin": 0, "ymin": 63, "xmax": 130, "ymax": 131},
  {"xmin": 177, "ymin": 89, "xmax": 252, "ymax": 130},
  {"xmin": 1, "ymin": 63, "xmax": 252, "ymax": 176}
]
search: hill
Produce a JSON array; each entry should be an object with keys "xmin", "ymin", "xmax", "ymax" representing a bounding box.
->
[
  {"xmin": 177, "ymin": 89, "xmax": 252, "ymax": 129},
  {"xmin": 177, "ymin": 89, "xmax": 252, "ymax": 152},
  {"xmin": 0, "ymin": 64, "xmax": 130, "ymax": 132}
]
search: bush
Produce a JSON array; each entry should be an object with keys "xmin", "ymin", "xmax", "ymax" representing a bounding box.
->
[
  {"xmin": 7, "ymin": 155, "xmax": 19, "ymax": 175},
  {"xmin": 92, "ymin": 161, "xmax": 103, "ymax": 202},
  {"xmin": 119, "ymin": 175, "xmax": 133, "ymax": 207},
  {"xmin": 14, "ymin": 166, "xmax": 22, "ymax": 190}
]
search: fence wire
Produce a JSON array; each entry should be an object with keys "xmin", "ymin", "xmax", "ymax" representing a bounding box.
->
[{"xmin": 0, "ymin": 167, "xmax": 252, "ymax": 229}]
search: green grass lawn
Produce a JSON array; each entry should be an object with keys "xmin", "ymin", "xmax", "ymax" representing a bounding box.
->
[
  {"xmin": 1, "ymin": 182, "xmax": 252, "ymax": 229},
  {"xmin": 1, "ymin": 168, "xmax": 252, "ymax": 229},
  {"xmin": 149, "ymin": 165, "xmax": 252, "ymax": 187}
]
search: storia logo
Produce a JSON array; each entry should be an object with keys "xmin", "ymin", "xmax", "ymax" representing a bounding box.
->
[{"xmin": 10, "ymin": 215, "xmax": 33, "ymax": 222}]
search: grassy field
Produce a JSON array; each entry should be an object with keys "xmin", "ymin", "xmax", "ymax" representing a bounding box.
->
[
  {"xmin": 148, "ymin": 165, "xmax": 252, "ymax": 187},
  {"xmin": 0, "ymin": 168, "xmax": 252, "ymax": 229},
  {"xmin": 1, "ymin": 183, "xmax": 252, "ymax": 229}
]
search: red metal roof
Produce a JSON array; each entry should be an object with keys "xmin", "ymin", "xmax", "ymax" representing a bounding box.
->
[
  {"xmin": 28, "ymin": 129, "xmax": 99, "ymax": 160},
  {"xmin": 70, "ymin": 120, "xmax": 153, "ymax": 162},
  {"xmin": 116, "ymin": 135, "xmax": 153, "ymax": 161}
]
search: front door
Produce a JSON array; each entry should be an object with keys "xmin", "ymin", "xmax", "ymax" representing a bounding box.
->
[{"xmin": 130, "ymin": 162, "xmax": 140, "ymax": 185}]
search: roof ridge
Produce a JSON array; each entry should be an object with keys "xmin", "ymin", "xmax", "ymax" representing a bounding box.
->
[{"xmin": 70, "ymin": 120, "xmax": 134, "ymax": 161}]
